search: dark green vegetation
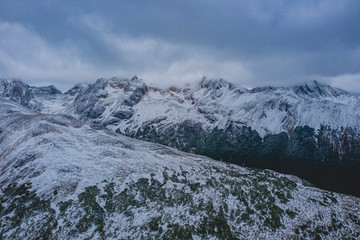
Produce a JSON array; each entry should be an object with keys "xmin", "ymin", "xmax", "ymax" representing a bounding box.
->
[
  {"xmin": 131, "ymin": 123, "xmax": 360, "ymax": 197},
  {"xmin": 0, "ymin": 182, "xmax": 57, "ymax": 240},
  {"xmin": 2, "ymin": 167, "xmax": 358, "ymax": 239}
]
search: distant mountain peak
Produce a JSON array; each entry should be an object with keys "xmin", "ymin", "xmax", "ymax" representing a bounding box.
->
[
  {"xmin": 131, "ymin": 75, "xmax": 138, "ymax": 81},
  {"xmin": 0, "ymin": 78, "xmax": 61, "ymax": 110},
  {"xmin": 199, "ymin": 77, "xmax": 238, "ymax": 90},
  {"xmin": 29, "ymin": 85, "xmax": 62, "ymax": 96},
  {"xmin": 249, "ymin": 80, "xmax": 350, "ymax": 99},
  {"xmin": 293, "ymin": 80, "xmax": 349, "ymax": 98}
]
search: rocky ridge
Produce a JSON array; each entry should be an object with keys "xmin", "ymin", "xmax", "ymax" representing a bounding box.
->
[{"xmin": 1, "ymin": 99, "xmax": 360, "ymax": 239}]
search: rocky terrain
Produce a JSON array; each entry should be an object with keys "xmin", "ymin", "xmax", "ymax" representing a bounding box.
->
[{"xmin": 1, "ymin": 99, "xmax": 360, "ymax": 239}]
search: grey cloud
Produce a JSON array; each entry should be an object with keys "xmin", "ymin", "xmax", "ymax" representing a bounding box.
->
[{"xmin": 0, "ymin": 0, "xmax": 359, "ymax": 92}]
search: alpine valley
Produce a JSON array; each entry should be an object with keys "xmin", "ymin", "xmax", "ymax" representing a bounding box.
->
[{"xmin": 1, "ymin": 77, "xmax": 360, "ymax": 239}]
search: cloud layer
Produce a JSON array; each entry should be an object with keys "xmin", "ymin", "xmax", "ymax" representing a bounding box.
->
[{"xmin": 0, "ymin": 0, "xmax": 359, "ymax": 92}]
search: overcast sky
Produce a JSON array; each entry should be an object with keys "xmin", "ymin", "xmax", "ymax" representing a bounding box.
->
[{"xmin": 0, "ymin": 0, "xmax": 359, "ymax": 92}]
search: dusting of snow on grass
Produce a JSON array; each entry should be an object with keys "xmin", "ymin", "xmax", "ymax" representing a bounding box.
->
[{"xmin": 1, "ymin": 99, "xmax": 360, "ymax": 239}]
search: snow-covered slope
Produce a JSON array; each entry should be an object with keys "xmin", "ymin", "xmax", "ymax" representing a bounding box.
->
[{"xmin": 1, "ymin": 99, "xmax": 360, "ymax": 239}]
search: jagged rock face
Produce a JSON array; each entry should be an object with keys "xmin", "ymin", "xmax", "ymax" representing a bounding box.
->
[
  {"xmin": 292, "ymin": 80, "xmax": 349, "ymax": 98},
  {"xmin": 29, "ymin": 85, "xmax": 61, "ymax": 96},
  {"xmin": 0, "ymin": 79, "xmax": 34, "ymax": 109},
  {"xmin": 1, "ymin": 100, "xmax": 360, "ymax": 239},
  {"xmin": 0, "ymin": 79, "xmax": 61, "ymax": 111},
  {"xmin": 66, "ymin": 76, "xmax": 147, "ymax": 122}
]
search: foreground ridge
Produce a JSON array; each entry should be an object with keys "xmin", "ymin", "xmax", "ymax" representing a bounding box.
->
[{"xmin": 1, "ymin": 99, "xmax": 360, "ymax": 239}]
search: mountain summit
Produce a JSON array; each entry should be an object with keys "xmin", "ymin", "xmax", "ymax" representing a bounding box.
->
[{"xmin": 0, "ymin": 79, "xmax": 61, "ymax": 111}]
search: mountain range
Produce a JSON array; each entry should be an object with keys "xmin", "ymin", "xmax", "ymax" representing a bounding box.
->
[
  {"xmin": 2, "ymin": 77, "xmax": 360, "ymax": 196},
  {"xmin": 1, "ymin": 92, "xmax": 360, "ymax": 239}
]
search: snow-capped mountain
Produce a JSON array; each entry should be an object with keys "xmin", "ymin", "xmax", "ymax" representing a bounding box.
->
[
  {"xmin": 1, "ymin": 77, "xmax": 360, "ymax": 196},
  {"xmin": 1, "ymin": 99, "xmax": 360, "ymax": 239},
  {"xmin": 0, "ymin": 78, "xmax": 61, "ymax": 111},
  {"xmin": 25, "ymin": 76, "xmax": 360, "ymax": 137},
  {"xmin": 3, "ymin": 76, "xmax": 359, "ymax": 139}
]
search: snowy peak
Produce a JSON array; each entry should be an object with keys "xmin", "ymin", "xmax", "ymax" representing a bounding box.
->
[
  {"xmin": 64, "ymin": 76, "xmax": 148, "ymax": 122},
  {"xmin": 64, "ymin": 83, "xmax": 89, "ymax": 96},
  {"xmin": 198, "ymin": 77, "xmax": 239, "ymax": 90},
  {"xmin": 250, "ymin": 80, "xmax": 350, "ymax": 99},
  {"xmin": 29, "ymin": 85, "xmax": 62, "ymax": 96},
  {"xmin": 65, "ymin": 75, "xmax": 147, "ymax": 96},
  {"xmin": 0, "ymin": 79, "xmax": 61, "ymax": 111},
  {"xmin": 0, "ymin": 79, "xmax": 32, "ymax": 108},
  {"xmin": 0, "ymin": 79, "xmax": 62, "ymax": 97},
  {"xmin": 93, "ymin": 75, "xmax": 147, "ymax": 92},
  {"xmin": 292, "ymin": 80, "xmax": 349, "ymax": 98}
]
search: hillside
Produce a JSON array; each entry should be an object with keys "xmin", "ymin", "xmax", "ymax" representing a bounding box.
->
[{"xmin": 1, "ymin": 99, "xmax": 360, "ymax": 239}]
